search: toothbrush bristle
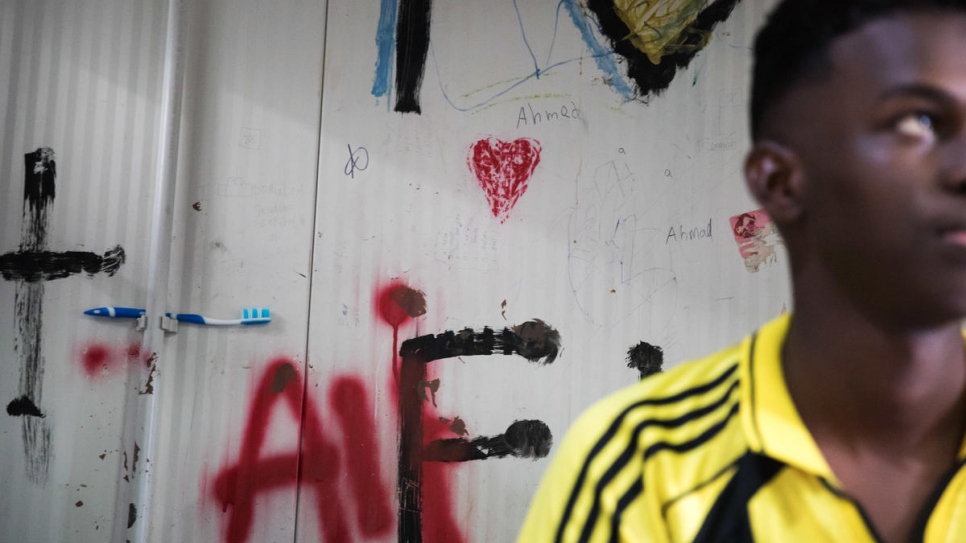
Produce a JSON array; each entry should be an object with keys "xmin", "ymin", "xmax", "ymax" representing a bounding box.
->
[{"xmin": 242, "ymin": 308, "xmax": 270, "ymax": 320}]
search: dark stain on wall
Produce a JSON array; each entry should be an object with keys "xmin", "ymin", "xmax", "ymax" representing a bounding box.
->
[{"xmin": 627, "ymin": 340, "xmax": 664, "ymax": 380}]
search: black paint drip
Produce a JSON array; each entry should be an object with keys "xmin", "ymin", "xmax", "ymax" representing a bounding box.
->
[
  {"xmin": 628, "ymin": 341, "xmax": 664, "ymax": 380},
  {"xmin": 11, "ymin": 149, "xmax": 56, "ymax": 485},
  {"xmin": 587, "ymin": 0, "xmax": 741, "ymax": 99},
  {"xmin": 394, "ymin": 0, "xmax": 433, "ymax": 113}
]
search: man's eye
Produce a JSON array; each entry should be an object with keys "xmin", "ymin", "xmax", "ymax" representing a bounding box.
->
[{"xmin": 895, "ymin": 113, "xmax": 937, "ymax": 140}]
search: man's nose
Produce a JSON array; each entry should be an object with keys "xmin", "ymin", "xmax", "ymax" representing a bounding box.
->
[{"xmin": 941, "ymin": 133, "xmax": 966, "ymax": 194}]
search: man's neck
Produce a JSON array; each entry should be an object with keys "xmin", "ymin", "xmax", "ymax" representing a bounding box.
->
[{"xmin": 784, "ymin": 278, "xmax": 966, "ymax": 453}]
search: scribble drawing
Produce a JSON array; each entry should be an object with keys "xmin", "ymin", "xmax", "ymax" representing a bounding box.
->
[
  {"xmin": 568, "ymin": 157, "xmax": 677, "ymax": 327},
  {"xmin": 397, "ymin": 321, "xmax": 560, "ymax": 543},
  {"xmin": 372, "ymin": 0, "xmax": 740, "ymax": 113},
  {"xmin": 467, "ymin": 137, "xmax": 542, "ymax": 223},
  {"xmin": 729, "ymin": 209, "xmax": 783, "ymax": 273},
  {"xmin": 214, "ymin": 284, "xmax": 560, "ymax": 543},
  {"xmin": 0, "ymin": 148, "xmax": 126, "ymax": 484}
]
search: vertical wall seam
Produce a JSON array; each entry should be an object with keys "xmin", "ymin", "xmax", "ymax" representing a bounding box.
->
[{"xmin": 293, "ymin": 0, "xmax": 331, "ymax": 541}]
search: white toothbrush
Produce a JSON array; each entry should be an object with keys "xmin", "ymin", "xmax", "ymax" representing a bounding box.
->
[{"xmin": 165, "ymin": 308, "xmax": 271, "ymax": 326}]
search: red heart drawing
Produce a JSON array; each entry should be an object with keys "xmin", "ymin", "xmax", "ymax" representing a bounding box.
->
[{"xmin": 467, "ymin": 138, "xmax": 542, "ymax": 223}]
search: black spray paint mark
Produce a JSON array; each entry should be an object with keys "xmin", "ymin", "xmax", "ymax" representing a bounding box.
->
[
  {"xmin": 397, "ymin": 320, "xmax": 560, "ymax": 543},
  {"xmin": 6, "ymin": 396, "xmax": 45, "ymax": 417},
  {"xmin": 423, "ymin": 419, "xmax": 552, "ymax": 462},
  {"xmin": 127, "ymin": 503, "xmax": 137, "ymax": 528},
  {"xmin": 586, "ymin": 0, "xmax": 741, "ymax": 100},
  {"xmin": 2, "ymin": 148, "xmax": 127, "ymax": 485},
  {"xmin": 627, "ymin": 341, "xmax": 664, "ymax": 380},
  {"xmin": 0, "ymin": 247, "xmax": 125, "ymax": 282},
  {"xmin": 394, "ymin": 0, "xmax": 433, "ymax": 113},
  {"xmin": 399, "ymin": 319, "xmax": 561, "ymax": 364}
]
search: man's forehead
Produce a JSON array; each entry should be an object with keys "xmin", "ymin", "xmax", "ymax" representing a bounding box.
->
[{"xmin": 828, "ymin": 12, "xmax": 966, "ymax": 90}]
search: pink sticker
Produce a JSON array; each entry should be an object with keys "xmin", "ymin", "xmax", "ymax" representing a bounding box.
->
[{"xmin": 729, "ymin": 209, "xmax": 782, "ymax": 273}]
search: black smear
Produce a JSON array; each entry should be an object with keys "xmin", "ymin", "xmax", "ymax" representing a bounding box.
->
[
  {"xmin": 127, "ymin": 503, "xmax": 137, "ymax": 528},
  {"xmin": 397, "ymin": 320, "xmax": 561, "ymax": 543},
  {"xmin": 0, "ymin": 246, "xmax": 126, "ymax": 282},
  {"xmin": 587, "ymin": 0, "xmax": 741, "ymax": 99},
  {"xmin": 394, "ymin": 0, "xmax": 433, "ymax": 113},
  {"xmin": 424, "ymin": 420, "xmax": 552, "ymax": 462},
  {"xmin": 23, "ymin": 148, "xmax": 56, "ymax": 209},
  {"xmin": 399, "ymin": 320, "xmax": 561, "ymax": 365},
  {"xmin": 6, "ymin": 396, "xmax": 44, "ymax": 417},
  {"xmin": 627, "ymin": 341, "xmax": 664, "ymax": 380}
]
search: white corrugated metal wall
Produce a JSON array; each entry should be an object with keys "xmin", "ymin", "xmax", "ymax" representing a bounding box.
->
[{"xmin": 0, "ymin": 1, "xmax": 786, "ymax": 542}]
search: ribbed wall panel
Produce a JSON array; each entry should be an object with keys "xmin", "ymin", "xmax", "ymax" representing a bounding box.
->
[
  {"xmin": 1, "ymin": 1, "xmax": 791, "ymax": 542},
  {"xmin": 0, "ymin": 1, "xmax": 165, "ymax": 542}
]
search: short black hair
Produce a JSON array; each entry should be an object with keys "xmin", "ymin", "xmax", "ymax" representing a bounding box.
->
[{"xmin": 750, "ymin": 0, "xmax": 966, "ymax": 140}]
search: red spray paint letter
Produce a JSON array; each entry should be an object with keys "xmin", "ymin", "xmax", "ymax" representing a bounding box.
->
[{"xmin": 212, "ymin": 359, "xmax": 392, "ymax": 543}]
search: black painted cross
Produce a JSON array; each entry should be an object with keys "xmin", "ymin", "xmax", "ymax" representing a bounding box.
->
[{"xmin": 0, "ymin": 148, "xmax": 126, "ymax": 484}]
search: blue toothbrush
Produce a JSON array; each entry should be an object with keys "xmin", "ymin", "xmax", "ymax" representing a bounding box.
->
[
  {"xmin": 84, "ymin": 307, "xmax": 146, "ymax": 319},
  {"xmin": 165, "ymin": 308, "xmax": 271, "ymax": 326}
]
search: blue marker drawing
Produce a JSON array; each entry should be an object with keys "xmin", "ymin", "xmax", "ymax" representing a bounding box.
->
[
  {"xmin": 513, "ymin": 0, "xmax": 542, "ymax": 79},
  {"xmin": 377, "ymin": 0, "xmax": 634, "ymax": 113},
  {"xmin": 429, "ymin": 0, "xmax": 633, "ymax": 112},
  {"xmin": 84, "ymin": 307, "xmax": 145, "ymax": 319},
  {"xmin": 166, "ymin": 308, "xmax": 271, "ymax": 326},
  {"xmin": 560, "ymin": 0, "xmax": 634, "ymax": 100},
  {"xmin": 371, "ymin": 0, "xmax": 399, "ymax": 103}
]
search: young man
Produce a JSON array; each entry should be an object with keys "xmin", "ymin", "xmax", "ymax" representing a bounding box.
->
[{"xmin": 519, "ymin": 1, "xmax": 966, "ymax": 541}]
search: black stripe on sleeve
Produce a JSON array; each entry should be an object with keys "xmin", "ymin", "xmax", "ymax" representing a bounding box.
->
[
  {"xmin": 610, "ymin": 402, "xmax": 739, "ymax": 538},
  {"xmin": 553, "ymin": 363, "xmax": 739, "ymax": 543},
  {"xmin": 692, "ymin": 452, "xmax": 784, "ymax": 543},
  {"xmin": 576, "ymin": 380, "xmax": 740, "ymax": 541},
  {"xmin": 607, "ymin": 478, "xmax": 643, "ymax": 543}
]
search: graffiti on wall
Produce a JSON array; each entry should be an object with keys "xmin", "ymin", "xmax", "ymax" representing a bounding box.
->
[
  {"xmin": 210, "ymin": 282, "xmax": 561, "ymax": 542},
  {"xmin": 467, "ymin": 138, "xmax": 542, "ymax": 223},
  {"xmin": 568, "ymin": 155, "xmax": 678, "ymax": 327},
  {"xmin": 0, "ymin": 148, "xmax": 126, "ymax": 484},
  {"xmin": 211, "ymin": 359, "xmax": 393, "ymax": 543},
  {"xmin": 397, "ymin": 318, "xmax": 560, "ymax": 542},
  {"xmin": 371, "ymin": 0, "xmax": 742, "ymax": 113},
  {"xmin": 627, "ymin": 340, "xmax": 664, "ymax": 380},
  {"xmin": 587, "ymin": 0, "xmax": 743, "ymax": 99},
  {"xmin": 729, "ymin": 209, "xmax": 782, "ymax": 273}
]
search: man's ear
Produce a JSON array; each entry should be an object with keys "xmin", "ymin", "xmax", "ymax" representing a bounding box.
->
[{"xmin": 744, "ymin": 140, "xmax": 806, "ymax": 224}]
